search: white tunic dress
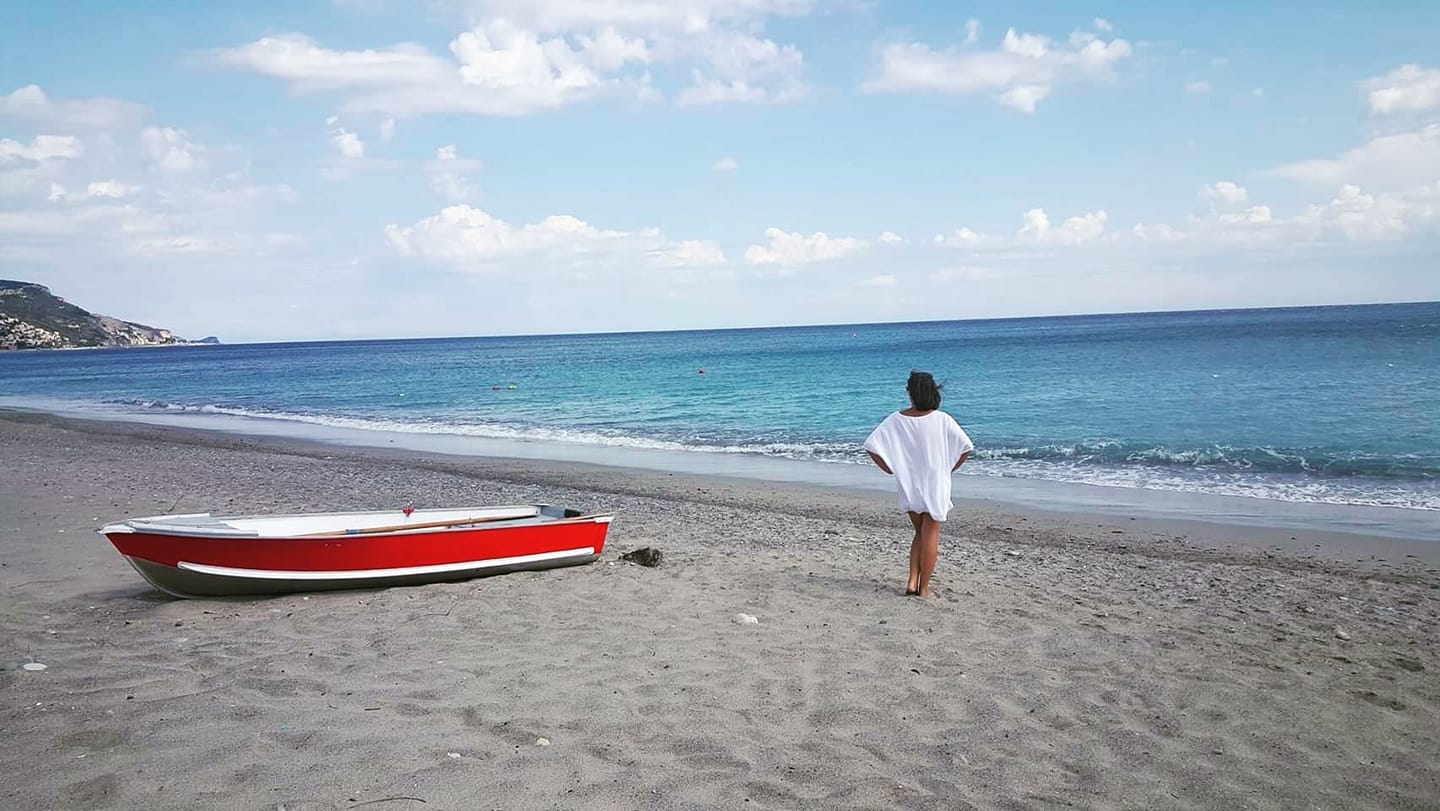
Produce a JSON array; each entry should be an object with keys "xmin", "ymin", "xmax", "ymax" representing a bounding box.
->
[{"xmin": 864, "ymin": 411, "xmax": 975, "ymax": 521}]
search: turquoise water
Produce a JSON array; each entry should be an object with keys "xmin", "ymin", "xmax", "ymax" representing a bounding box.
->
[{"xmin": 1, "ymin": 303, "xmax": 1437, "ymax": 513}]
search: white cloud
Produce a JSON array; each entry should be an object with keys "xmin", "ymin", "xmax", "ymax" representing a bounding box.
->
[
  {"xmin": 384, "ymin": 204, "xmax": 723, "ymax": 268},
  {"xmin": 0, "ymin": 85, "xmax": 145, "ymax": 130},
  {"xmin": 933, "ymin": 227, "xmax": 987, "ymax": 247},
  {"xmin": 425, "ymin": 144, "xmax": 481, "ymax": 201},
  {"xmin": 217, "ymin": 2, "xmax": 819, "ymax": 115},
  {"xmin": 857, "ymin": 274, "xmax": 896, "ymax": 287},
  {"xmin": 711, "ymin": 156, "xmax": 739, "ymax": 172},
  {"xmin": 1217, "ymin": 205, "xmax": 1272, "ymax": 224},
  {"xmin": 1184, "ymin": 80, "xmax": 1212, "ymax": 95},
  {"xmin": 743, "ymin": 227, "xmax": 865, "ymax": 265},
  {"xmin": 997, "ymin": 84, "xmax": 1050, "ymax": 113},
  {"xmin": 1202, "ymin": 181, "xmax": 1248, "ymax": 205},
  {"xmin": 1296, "ymin": 184, "xmax": 1432, "ymax": 241},
  {"xmin": 865, "ymin": 25, "xmax": 1132, "ymax": 112},
  {"xmin": 1366, "ymin": 64, "xmax": 1440, "ymax": 115},
  {"xmin": 1017, "ymin": 208, "xmax": 1109, "ymax": 245},
  {"xmin": 1131, "ymin": 183, "xmax": 1436, "ymax": 247},
  {"xmin": 677, "ymin": 33, "xmax": 806, "ymax": 106},
  {"xmin": 214, "ymin": 23, "xmax": 650, "ymax": 118},
  {"xmin": 379, "ymin": 118, "xmax": 397, "ymax": 140},
  {"xmin": 1093, "ymin": 18, "xmax": 1113, "ymax": 32},
  {"xmin": 141, "ymin": 127, "xmax": 205, "ymax": 173},
  {"xmin": 87, "ymin": 180, "xmax": 139, "ymax": 199},
  {"xmin": 0, "ymin": 134, "xmax": 84, "ymax": 162},
  {"xmin": 963, "ymin": 19, "xmax": 981, "ymax": 46},
  {"xmin": 1266, "ymin": 124, "xmax": 1440, "ymax": 192},
  {"xmin": 877, "ymin": 231, "xmax": 903, "ymax": 244},
  {"xmin": 653, "ymin": 239, "xmax": 726, "ymax": 267},
  {"xmin": 332, "ymin": 128, "xmax": 366, "ymax": 158},
  {"xmin": 47, "ymin": 182, "xmax": 65, "ymax": 202}
]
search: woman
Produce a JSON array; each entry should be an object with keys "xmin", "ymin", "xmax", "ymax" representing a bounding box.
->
[{"xmin": 864, "ymin": 371, "xmax": 974, "ymax": 598}]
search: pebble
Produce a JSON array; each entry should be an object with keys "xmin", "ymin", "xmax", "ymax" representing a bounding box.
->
[
  {"xmin": 732, "ymin": 613, "xmax": 759, "ymax": 625},
  {"xmin": 447, "ymin": 752, "xmax": 461, "ymax": 758},
  {"xmin": 536, "ymin": 737, "xmax": 551, "ymax": 746},
  {"xmin": 1334, "ymin": 628, "xmax": 1352, "ymax": 641},
  {"xmin": 22, "ymin": 662, "xmax": 47, "ymax": 672}
]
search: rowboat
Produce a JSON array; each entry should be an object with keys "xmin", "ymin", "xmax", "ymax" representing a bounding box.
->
[{"xmin": 98, "ymin": 505, "xmax": 612, "ymax": 598}]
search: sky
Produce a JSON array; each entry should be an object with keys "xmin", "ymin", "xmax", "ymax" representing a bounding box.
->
[{"xmin": 1, "ymin": 1, "xmax": 1438, "ymax": 342}]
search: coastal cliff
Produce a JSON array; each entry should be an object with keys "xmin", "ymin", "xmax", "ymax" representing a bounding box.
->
[{"xmin": 0, "ymin": 280, "xmax": 206, "ymax": 350}]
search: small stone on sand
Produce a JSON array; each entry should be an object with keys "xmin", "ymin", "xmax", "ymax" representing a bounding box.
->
[
  {"xmin": 22, "ymin": 662, "xmax": 46, "ymax": 672},
  {"xmin": 536, "ymin": 737, "xmax": 551, "ymax": 746},
  {"xmin": 1334, "ymin": 628, "xmax": 1352, "ymax": 641},
  {"xmin": 732, "ymin": 613, "xmax": 759, "ymax": 625}
]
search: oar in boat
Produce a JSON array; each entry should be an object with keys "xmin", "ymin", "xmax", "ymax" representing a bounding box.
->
[{"xmin": 301, "ymin": 513, "xmax": 533, "ymax": 537}]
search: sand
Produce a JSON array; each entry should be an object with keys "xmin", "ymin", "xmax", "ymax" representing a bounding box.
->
[{"xmin": 1, "ymin": 411, "xmax": 1437, "ymax": 810}]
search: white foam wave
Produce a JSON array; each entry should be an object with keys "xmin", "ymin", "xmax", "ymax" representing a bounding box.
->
[{"xmin": 67, "ymin": 398, "xmax": 1440, "ymax": 512}]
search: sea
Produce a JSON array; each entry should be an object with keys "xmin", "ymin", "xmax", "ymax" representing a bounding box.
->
[{"xmin": 2, "ymin": 303, "xmax": 1438, "ymax": 539}]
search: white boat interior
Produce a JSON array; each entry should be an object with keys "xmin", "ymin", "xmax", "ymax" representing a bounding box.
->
[{"xmin": 102, "ymin": 505, "xmax": 554, "ymax": 538}]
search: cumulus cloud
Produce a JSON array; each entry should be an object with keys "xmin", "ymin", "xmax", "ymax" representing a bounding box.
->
[
  {"xmin": 743, "ymin": 227, "xmax": 865, "ymax": 265},
  {"xmin": 711, "ymin": 156, "xmax": 739, "ymax": 172},
  {"xmin": 1202, "ymin": 181, "xmax": 1248, "ymax": 205},
  {"xmin": 865, "ymin": 24, "xmax": 1132, "ymax": 112},
  {"xmin": 331, "ymin": 128, "xmax": 365, "ymax": 158},
  {"xmin": 214, "ymin": 23, "xmax": 650, "ymax": 118},
  {"xmin": 384, "ymin": 204, "xmax": 725, "ymax": 268},
  {"xmin": 1366, "ymin": 64, "xmax": 1440, "ymax": 115},
  {"xmin": 1265, "ymin": 124, "xmax": 1440, "ymax": 192},
  {"xmin": 215, "ymin": 3, "xmax": 812, "ymax": 116},
  {"xmin": 86, "ymin": 180, "xmax": 139, "ymax": 199},
  {"xmin": 0, "ymin": 134, "xmax": 84, "ymax": 162},
  {"xmin": 0, "ymin": 85, "xmax": 145, "ymax": 130},
  {"xmin": 677, "ymin": 32, "xmax": 806, "ymax": 106},
  {"xmin": 1184, "ymin": 80, "xmax": 1212, "ymax": 95},
  {"xmin": 378, "ymin": 118, "xmax": 397, "ymax": 140},
  {"xmin": 141, "ymin": 127, "xmax": 205, "ymax": 173},
  {"xmin": 425, "ymin": 144, "xmax": 482, "ymax": 201},
  {"xmin": 1017, "ymin": 207, "xmax": 1109, "ymax": 245},
  {"xmin": 933, "ymin": 227, "xmax": 987, "ymax": 247},
  {"xmin": 1130, "ymin": 183, "xmax": 1435, "ymax": 247}
]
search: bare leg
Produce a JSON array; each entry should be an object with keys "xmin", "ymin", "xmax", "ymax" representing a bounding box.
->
[
  {"xmin": 905, "ymin": 512, "xmax": 923, "ymax": 595},
  {"xmin": 916, "ymin": 514, "xmax": 942, "ymax": 598}
]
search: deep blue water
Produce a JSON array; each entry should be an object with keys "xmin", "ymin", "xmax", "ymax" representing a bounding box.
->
[{"xmin": 2, "ymin": 303, "xmax": 1438, "ymax": 511}]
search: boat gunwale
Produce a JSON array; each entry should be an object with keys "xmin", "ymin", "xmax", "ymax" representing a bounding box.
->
[{"xmin": 99, "ymin": 505, "xmax": 611, "ymax": 539}]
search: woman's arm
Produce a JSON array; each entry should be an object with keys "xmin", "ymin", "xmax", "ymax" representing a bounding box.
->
[
  {"xmin": 867, "ymin": 451, "xmax": 894, "ymax": 475},
  {"xmin": 952, "ymin": 450, "xmax": 972, "ymax": 472}
]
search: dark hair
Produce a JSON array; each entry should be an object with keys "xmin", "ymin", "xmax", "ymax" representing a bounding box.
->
[{"xmin": 907, "ymin": 370, "xmax": 941, "ymax": 411}]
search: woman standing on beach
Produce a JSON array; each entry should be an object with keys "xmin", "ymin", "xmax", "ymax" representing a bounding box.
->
[{"xmin": 864, "ymin": 371, "xmax": 974, "ymax": 598}]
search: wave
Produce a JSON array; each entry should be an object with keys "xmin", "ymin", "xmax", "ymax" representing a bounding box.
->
[
  {"xmin": 99, "ymin": 398, "xmax": 1440, "ymax": 511},
  {"xmin": 976, "ymin": 441, "xmax": 1439, "ymax": 480}
]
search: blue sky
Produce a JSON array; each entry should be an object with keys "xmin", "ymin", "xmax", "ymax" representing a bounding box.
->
[{"xmin": 2, "ymin": 1, "xmax": 1438, "ymax": 341}]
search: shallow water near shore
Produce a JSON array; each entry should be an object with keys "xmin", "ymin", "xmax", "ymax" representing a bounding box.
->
[{"xmin": 2, "ymin": 302, "xmax": 1437, "ymax": 531}]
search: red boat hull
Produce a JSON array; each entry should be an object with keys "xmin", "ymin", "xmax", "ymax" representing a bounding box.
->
[{"xmin": 102, "ymin": 510, "xmax": 611, "ymax": 598}]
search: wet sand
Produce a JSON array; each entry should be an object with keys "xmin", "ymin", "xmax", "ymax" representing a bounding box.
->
[{"xmin": 2, "ymin": 412, "xmax": 1437, "ymax": 809}]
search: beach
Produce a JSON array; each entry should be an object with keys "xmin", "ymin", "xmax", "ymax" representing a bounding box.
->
[{"xmin": 2, "ymin": 411, "xmax": 1438, "ymax": 810}]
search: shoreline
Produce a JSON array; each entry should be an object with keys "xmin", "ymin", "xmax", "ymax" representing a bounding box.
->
[
  {"xmin": 2, "ymin": 411, "xmax": 1438, "ymax": 809},
  {"xmin": 3, "ymin": 404, "xmax": 1437, "ymax": 554}
]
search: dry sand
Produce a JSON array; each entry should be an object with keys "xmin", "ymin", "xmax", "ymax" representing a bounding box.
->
[{"xmin": 2, "ymin": 412, "xmax": 1438, "ymax": 810}]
